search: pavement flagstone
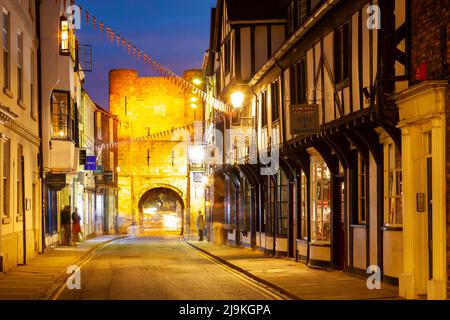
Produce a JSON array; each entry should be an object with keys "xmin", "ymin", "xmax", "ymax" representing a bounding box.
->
[
  {"xmin": 186, "ymin": 240, "xmax": 401, "ymax": 300},
  {"xmin": 0, "ymin": 236, "xmax": 125, "ymax": 300}
]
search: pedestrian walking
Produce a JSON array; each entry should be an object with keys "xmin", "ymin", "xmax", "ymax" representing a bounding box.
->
[
  {"xmin": 196, "ymin": 212, "xmax": 205, "ymax": 241},
  {"xmin": 61, "ymin": 206, "xmax": 71, "ymax": 246},
  {"xmin": 71, "ymin": 208, "xmax": 82, "ymax": 246}
]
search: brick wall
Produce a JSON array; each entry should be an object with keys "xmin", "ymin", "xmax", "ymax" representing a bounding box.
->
[
  {"xmin": 410, "ymin": 0, "xmax": 449, "ymax": 81},
  {"xmin": 411, "ymin": 0, "xmax": 449, "ymax": 299}
]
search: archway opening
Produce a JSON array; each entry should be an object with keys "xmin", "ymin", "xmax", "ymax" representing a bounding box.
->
[{"xmin": 138, "ymin": 188, "xmax": 185, "ymax": 233}]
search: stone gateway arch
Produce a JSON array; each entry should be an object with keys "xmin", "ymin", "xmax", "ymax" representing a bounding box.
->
[{"xmin": 109, "ymin": 69, "xmax": 204, "ymax": 234}]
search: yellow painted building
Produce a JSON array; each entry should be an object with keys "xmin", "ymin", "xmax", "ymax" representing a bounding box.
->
[{"xmin": 109, "ymin": 69, "xmax": 205, "ymax": 234}]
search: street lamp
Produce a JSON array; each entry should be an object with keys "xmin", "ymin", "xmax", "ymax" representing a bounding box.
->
[
  {"xmin": 192, "ymin": 78, "xmax": 203, "ymax": 86},
  {"xmin": 231, "ymin": 91, "xmax": 245, "ymax": 109}
]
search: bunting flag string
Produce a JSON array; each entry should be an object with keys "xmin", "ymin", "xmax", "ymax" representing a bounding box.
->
[
  {"xmin": 84, "ymin": 123, "xmax": 196, "ymax": 151},
  {"xmin": 76, "ymin": 2, "xmax": 233, "ymax": 114}
]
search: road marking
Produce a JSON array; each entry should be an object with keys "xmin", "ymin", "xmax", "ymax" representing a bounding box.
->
[
  {"xmin": 51, "ymin": 238, "xmax": 128, "ymax": 300},
  {"xmin": 180, "ymin": 239, "xmax": 289, "ymax": 300}
]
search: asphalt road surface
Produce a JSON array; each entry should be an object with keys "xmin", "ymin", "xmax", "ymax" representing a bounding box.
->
[{"xmin": 57, "ymin": 233, "xmax": 274, "ymax": 300}]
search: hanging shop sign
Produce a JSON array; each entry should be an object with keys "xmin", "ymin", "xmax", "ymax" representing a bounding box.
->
[
  {"xmin": 84, "ymin": 156, "xmax": 97, "ymax": 171},
  {"xmin": 94, "ymin": 165, "xmax": 104, "ymax": 175},
  {"xmin": 104, "ymin": 171, "xmax": 114, "ymax": 183},
  {"xmin": 47, "ymin": 174, "xmax": 67, "ymax": 191},
  {"xmin": 79, "ymin": 149, "xmax": 87, "ymax": 165},
  {"xmin": 290, "ymin": 104, "xmax": 320, "ymax": 136}
]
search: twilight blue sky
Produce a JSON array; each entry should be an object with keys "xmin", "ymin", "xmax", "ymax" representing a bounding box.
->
[{"xmin": 75, "ymin": 0, "xmax": 216, "ymax": 109}]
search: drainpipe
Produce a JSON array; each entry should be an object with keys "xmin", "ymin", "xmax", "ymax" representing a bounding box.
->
[{"xmin": 36, "ymin": 0, "xmax": 46, "ymax": 253}]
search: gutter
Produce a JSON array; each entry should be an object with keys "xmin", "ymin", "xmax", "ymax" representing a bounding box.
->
[{"xmin": 248, "ymin": 0, "xmax": 341, "ymax": 88}]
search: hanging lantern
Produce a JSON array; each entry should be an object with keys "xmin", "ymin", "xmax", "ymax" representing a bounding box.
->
[
  {"xmin": 99, "ymin": 21, "xmax": 104, "ymax": 32},
  {"xmin": 85, "ymin": 11, "xmax": 90, "ymax": 25},
  {"xmin": 116, "ymin": 34, "xmax": 121, "ymax": 46},
  {"xmin": 92, "ymin": 17, "xmax": 97, "ymax": 29}
]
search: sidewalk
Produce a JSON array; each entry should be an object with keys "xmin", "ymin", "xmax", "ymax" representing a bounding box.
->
[
  {"xmin": 186, "ymin": 240, "xmax": 400, "ymax": 300},
  {"xmin": 0, "ymin": 236, "xmax": 124, "ymax": 300}
]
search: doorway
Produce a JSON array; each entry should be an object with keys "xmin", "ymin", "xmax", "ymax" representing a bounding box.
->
[{"xmin": 332, "ymin": 176, "xmax": 345, "ymax": 270}]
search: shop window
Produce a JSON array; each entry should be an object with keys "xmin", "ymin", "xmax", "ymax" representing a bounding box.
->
[
  {"xmin": 300, "ymin": 170, "xmax": 308, "ymax": 240},
  {"xmin": 384, "ymin": 142, "xmax": 402, "ymax": 226},
  {"xmin": 266, "ymin": 176, "xmax": 276, "ymax": 235},
  {"xmin": 357, "ymin": 154, "xmax": 367, "ymax": 224},
  {"xmin": 59, "ymin": 17, "xmax": 69, "ymax": 54},
  {"xmin": 2, "ymin": 139, "xmax": 10, "ymax": 218},
  {"xmin": 241, "ymin": 178, "xmax": 251, "ymax": 232},
  {"xmin": 277, "ymin": 171, "xmax": 289, "ymax": 237},
  {"xmin": 46, "ymin": 190, "xmax": 58, "ymax": 235},
  {"xmin": 311, "ymin": 159, "xmax": 331, "ymax": 242},
  {"xmin": 3, "ymin": 7, "xmax": 10, "ymax": 90},
  {"xmin": 51, "ymin": 91, "xmax": 71, "ymax": 139}
]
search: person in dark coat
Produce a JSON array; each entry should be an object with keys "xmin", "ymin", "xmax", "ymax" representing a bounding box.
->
[
  {"xmin": 196, "ymin": 212, "xmax": 206, "ymax": 241},
  {"xmin": 61, "ymin": 206, "xmax": 71, "ymax": 246}
]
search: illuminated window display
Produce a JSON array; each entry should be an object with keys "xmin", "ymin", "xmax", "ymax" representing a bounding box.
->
[{"xmin": 311, "ymin": 159, "xmax": 331, "ymax": 242}]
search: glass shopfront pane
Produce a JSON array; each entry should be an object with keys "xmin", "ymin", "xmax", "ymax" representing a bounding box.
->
[
  {"xmin": 300, "ymin": 171, "xmax": 307, "ymax": 239},
  {"xmin": 311, "ymin": 159, "xmax": 331, "ymax": 243}
]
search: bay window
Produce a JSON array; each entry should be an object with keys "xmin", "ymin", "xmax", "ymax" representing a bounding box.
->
[{"xmin": 51, "ymin": 91, "xmax": 70, "ymax": 139}]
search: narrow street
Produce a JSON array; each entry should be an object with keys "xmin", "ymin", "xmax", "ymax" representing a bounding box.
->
[{"xmin": 56, "ymin": 234, "xmax": 277, "ymax": 300}]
